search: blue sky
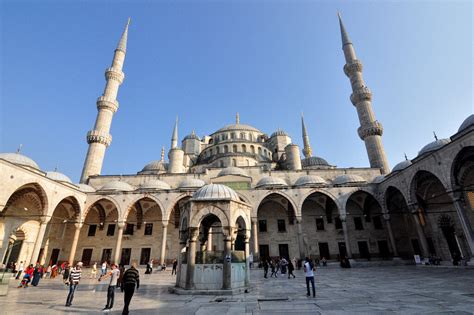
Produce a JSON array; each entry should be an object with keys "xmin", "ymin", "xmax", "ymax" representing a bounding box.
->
[{"xmin": 0, "ymin": 0, "xmax": 472, "ymax": 182}]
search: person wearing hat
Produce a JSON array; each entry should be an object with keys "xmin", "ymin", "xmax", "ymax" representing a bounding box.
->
[{"xmin": 65, "ymin": 262, "xmax": 83, "ymax": 307}]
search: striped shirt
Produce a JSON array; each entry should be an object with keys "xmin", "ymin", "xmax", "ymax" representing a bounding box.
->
[
  {"xmin": 122, "ymin": 267, "xmax": 140, "ymax": 288},
  {"xmin": 69, "ymin": 267, "xmax": 82, "ymax": 284}
]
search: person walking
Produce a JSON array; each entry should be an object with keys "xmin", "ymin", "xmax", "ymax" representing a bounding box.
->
[
  {"xmin": 171, "ymin": 259, "xmax": 177, "ymax": 275},
  {"xmin": 15, "ymin": 261, "xmax": 24, "ymax": 280},
  {"xmin": 99, "ymin": 263, "xmax": 120, "ymax": 312},
  {"xmin": 101, "ymin": 261, "xmax": 108, "ymax": 277},
  {"xmin": 303, "ymin": 257, "xmax": 315, "ymax": 298},
  {"xmin": 45, "ymin": 265, "xmax": 52, "ymax": 278},
  {"xmin": 65, "ymin": 262, "xmax": 83, "ymax": 307},
  {"xmin": 63, "ymin": 263, "xmax": 70, "ymax": 286},
  {"xmin": 118, "ymin": 264, "xmax": 125, "ymax": 291},
  {"xmin": 270, "ymin": 260, "xmax": 277, "ymax": 278},
  {"xmin": 122, "ymin": 262, "xmax": 140, "ymax": 315},
  {"xmin": 91, "ymin": 262, "xmax": 98, "ymax": 279},
  {"xmin": 288, "ymin": 260, "xmax": 296, "ymax": 279},
  {"xmin": 263, "ymin": 260, "xmax": 269, "ymax": 278}
]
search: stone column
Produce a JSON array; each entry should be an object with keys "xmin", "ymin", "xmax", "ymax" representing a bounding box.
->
[
  {"xmin": 207, "ymin": 227, "xmax": 213, "ymax": 251},
  {"xmin": 450, "ymin": 192, "xmax": 474, "ymax": 259},
  {"xmin": 296, "ymin": 217, "xmax": 305, "ymax": 259},
  {"xmin": 175, "ymin": 240, "xmax": 186, "ymax": 287},
  {"xmin": 185, "ymin": 227, "xmax": 198, "ymax": 290},
  {"xmin": 383, "ymin": 214, "xmax": 399, "ymax": 257},
  {"xmin": 222, "ymin": 234, "xmax": 232, "ymax": 290},
  {"xmin": 68, "ymin": 223, "xmax": 83, "ymax": 265},
  {"xmin": 410, "ymin": 204, "xmax": 430, "ymax": 257},
  {"xmin": 30, "ymin": 218, "xmax": 50, "ymax": 265},
  {"xmin": 114, "ymin": 222, "xmax": 125, "ymax": 265},
  {"xmin": 341, "ymin": 216, "xmax": 353, "ymax": 258},
  {"xmin": 160, "ymin": 221, "xmax": 168, "ymax": 265},
  {"xmin": 251, "ymin": 218, "xmax": 259, "ymax": 259},
  {"xmin": 244, "ymin": 232, "xmax": 250, "ymax": 287}
]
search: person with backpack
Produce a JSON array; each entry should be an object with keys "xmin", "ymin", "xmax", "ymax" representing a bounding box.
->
[
  {"xmin": 303, "ymin": 257, "xmax": 315, "ymax": 298},
  {"xmin": 65, "ymin": 262, "xmax": 82, "ymax": 307},
  {"xmin": 122, "ymin": 262, "xmax": 140, "ymax": 315}
]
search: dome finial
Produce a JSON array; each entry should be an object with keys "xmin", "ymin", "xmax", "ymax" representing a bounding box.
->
[
  {"xmin": 161, "ymin": 146, "xmax": 165, "ymax": 162},
  {"xmin": 16, "ymin": 144, "xmax": 23, "ymax": 154},
  {"xmin": 433, "ymin": 131, "xmax": 438, "ymax": 141},
  {"xmin": 236, "ymin": 112, "xmax": 240, "ymax": 125},
  {"xmin": 404, "ymin": 153, "xmax": 408, "ymax": 161}
]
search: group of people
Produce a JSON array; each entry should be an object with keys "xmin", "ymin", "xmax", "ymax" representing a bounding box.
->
[{"xmin": 15, "ymin": 261, "xmax": 65, "ymax": 288}]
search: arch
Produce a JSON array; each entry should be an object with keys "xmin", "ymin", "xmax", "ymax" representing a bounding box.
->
[
  {"xmin": 83, "ymin": 196, "xmax": 121, "ymax": 222},
  {"xmin": 255, "ymin": 191, "xmax": 298, "ymax": 218},
  {"xmin": 409, "ymin": 170, "xmax": 452, "ymax": 211},
  {"xmin": 385, "ymin": 186, "xmax": 410, "ymax": 215},
  {"xmin": 345, "ymin": 190, "xmax": 383, "ymax": 218},
  {"xmin": 232, "ymin": 145, "xmax": 238, "ymax": 153},
  {"xmin": 301, "ymin": 190, "xmax": 340, "ymax": 222},
  {"xmin": 298, "ymin": 189, "xmax": 340, "ymax": 212},
  {"xmin": 242, "ymin": 144, "xmax": 247, "ymax": 153},
  {"xmin": 2, "ymin": 182, "xmax": 49, "ymax": 216},
  {"xmin": 124, "ymin": 196, "xmax": 164, "ymax": 230},
  {"xmin": 166, "ymin": 195, "xmax": 192, "ymax": 227},
  {"xmin": 224, "ymin": 145, "xmax": 229, "ymax": 153},
  {"xmin": 189, "ymin": 206, "xmax": 230, "ymax": 229},
  {"xmin": 123, "ymin": 195, "xmax": 165, "ymax": 222},
  {"xmin": 250, "ymin": 145, "xmax": 255, "ymax": 154},
  {"xmin": 51, "ymin": 196, "xmax": 82, "ymax": 221}
]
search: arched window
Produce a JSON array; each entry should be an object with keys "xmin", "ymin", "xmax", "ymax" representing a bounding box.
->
[
  {"xmin": 258, "ymin": 147, "xmax": 262, "ymax": 155},
  {"xmin": 231, "ymin": 133, "xmax": 236, "ymax": 139},
  {"xmin": 250, "ymin": 145, "xmax": 255, "ymax": 154},
  {"xmin": 249, "ymin": 134, "xmax": 254, "ymax": 141},
  {"xmin": 224, "ymin": 145, "xmax": 229, "ymax": 153},
  {"xmin": 216, "ymin": 146, "xmax": 220, "ymax": 154},
  {"xmin": 242, "ymin": 144, "xmax": 247, "ymax": 153},
  {"xmin": 240, "ymin": 132, "xmax": 246, "ymax": 139},
  {"xmin": 232, "ymin": 159, "xmax": 237, "ymax": 167},
  {"xmin": 233, "ymin": 145, "xmax": 238, "ymax": 153},
  {"xmin": 209, "ymin": 138, "xmax": 214, "ymax": 144}
]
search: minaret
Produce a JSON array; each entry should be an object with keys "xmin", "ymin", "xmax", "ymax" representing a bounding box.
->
[
  {"xmin": 338, "ymin": 13, "xmax": 390, "ymax": 174},
  {"xmin": 80, "ymin": 18, "xmax": 131, "ymax": 183},
  {"xmin": 301, "ymin": 113, "xmax": 312, "ymax": 158},
  {"xmin": 168, "ymin": 118, "xmax": 184, "ymax": 173},
  {"xmin": 171, "ymin": 117, "xmax": 178, "ymax": 149}
]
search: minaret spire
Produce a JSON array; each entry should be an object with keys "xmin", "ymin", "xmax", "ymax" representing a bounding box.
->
[
  {"xmin": 161, "ymin": 146, "xmax": 165, "ymax": 162},
  {"xmin": 171, "ymin": 117, "xmax": 179, "ymax": 149},
  {"xmin": 338, "ymin": 13, "xmax": 390, "ymax": 174},
  {"xmin": 236, "ymin": 112, "xmax": 240, "ymax": 125},
  {"xmin": 80, "ymin": 19, "xmax": 130, "ymax": 183},
  {"xmin": 301, "ymin": 113, "xmax": 312, "ymax": 159}
]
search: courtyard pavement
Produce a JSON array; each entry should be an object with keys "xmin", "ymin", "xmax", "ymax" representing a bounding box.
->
[{"xmin": 1, "ymin": 265, "xmax": 473, "ymax": 314}]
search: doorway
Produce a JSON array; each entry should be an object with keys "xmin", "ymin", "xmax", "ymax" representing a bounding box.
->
[
  {"xmin": 81, "ymin": 248, "xmax": 93, "ymax": 266},
  {"xmin": 318, "ymin": 242, "xmax": 330, "ymax": 260},
  {"xmin": 377, "ymin": 240, "xmax": 390, "ymax": 259},
  {"xmin": 101, "ymin": 248, "xmax": 112, "ymax": 264},
  {"xmin": 259, "ymin": 245, "xmax": 269, "ymax": 261},
  {"xmin": 357, "ymin": 241, "xmax": 370, "ymax": 260},
  {"xmin": 50, "ymin": 248, "xmax": 60, "ymax": 265},
  {"xmin": 278, "ymin": 244, "xmax": 289, "ymax": 260},
  {"xmin": 338, "ymin": 242, "xmax": 347, "ymax": 259},
  {"xmin": 121, "ymin": 248, "xmax": 132, "ymax": 266}
]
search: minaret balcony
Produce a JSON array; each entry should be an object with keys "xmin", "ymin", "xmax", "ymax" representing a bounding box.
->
[
  {"xmin": 343, "ymin": 59, "xmax": 363, "ymax": 77},
  {"xmin": 87, "ymin": 130, "xmax": 112, "ymax": 146},
  {"xmin": 96, "ymin": 96, "xmax": 119, "ymax": 112},
  {"xmin": 105, "ymin": 67, "xmax": 125, "ymax": 84},
  {"xmin": 357, "ymin": 121, "xmax": 383, "ymax": 140},
  {"xmin": 350, "ymin": 86, "xmax": 372, "ymax": 105}
]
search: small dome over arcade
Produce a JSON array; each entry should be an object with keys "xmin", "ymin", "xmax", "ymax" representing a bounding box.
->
[
  {"xmin": 139, "ymin": 180, "xmax": 171, "ymax": 190},
  {"xmin": 178, "ymin": 178, "xmax": 206, "ymax": 189},
  {"xmin": 141, "ymin": 160, "xmax": 168, "ymax": 173},
  {"xmin": 458, "ymin": 114, "xmax": 474, "ymax": 133},
  {"xmin": 46, "ymin": 171, "xmax": 72, "ymax": 183},
  {"xmin": 217, "ymin": 167, "xmax": 248, "ymax": 177},
  {"xmin": 333, "ymin": 174, "xmax": 366, "ymax": 186},
  {"xmin": 256, "ymin": 176, "xmax": 288, "ymax": 188},
  {"xmin": 192, "ymin": 183, "xmax": 240, "ymax": 201},
  {"xmin": 392, "ymin": 160, "xmax": 412, "ymax": 173},
  {"xmin": 301, "ymin": 156, "xmax": 331, "ymax": 168},
  {"xmin": 77, "ymin": 184, "xmax": 96, "ymax": 192},
  {"xmin": 0, "ymin": 152, "xmax": 40, "ymax": 170},
  {"xmin": 371, "ymin": 175, "xmax": 386, "ymax": 184},
  {"xmin": 418, "ymin": 138, "xmax": 451, "ymax": 156},
  {"xmin": 100, "ymin": 181, "xmax": 135, "ymax": 192},
  {"xmin": 294, "ymin": 175, "xmax": 327, "ymax": 187}
]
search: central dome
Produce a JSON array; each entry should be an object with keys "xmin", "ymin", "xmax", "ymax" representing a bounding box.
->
[
  {"xmin": 192, "ymin": 184, "xmax": 240, "ymax": 201},
  {"xmin": 216, "ymin": 124, "xmax": 261, "ymax": 133}
]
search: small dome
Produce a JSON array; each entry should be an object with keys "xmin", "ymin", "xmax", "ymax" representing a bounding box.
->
[
  {"xmin": 139, "ymin": 180, "xmax": 171, "ymax": 190},
  {"xmin": 0, "ymin": 152, "xmax": 40, "ymax": 169},
  {"xmin": 392, "ymin": 160, "xmax": 412, "ymax": 173},
  {"xmin": 333, "ymin": 174, "xmax": 366, "ymax": 186},
  {"xmin": 217, "ymin": 167, "xmax": 248, "ymax": 177},
  {"xmin": 46, "ymin": 171, "xmax": 72, "ymax": 183},
  {"xmin": 184, "ymin": 132, "xmax": 201, "ymax": 141},
  {"xmin": 458, "ymin": 114, "xmax": 474, "ymax": 133},
  {"xmin": 418, "ymin": 138, "xmax": 451, "ymax": 156},
  {"xmin": 294, "ymin": 175, "xmax": 327, "ymax": 187},
  {"xmin": 256, "ymin": 176, "xmax": 288, "ymax": 188},
  {"xmin": 178, "ymin": 178, "xmax": 206, "ymax": 189},
  {"xmin": 77, "ymin": 184, "xmax": 96, "ymax": 192},
  {"xmin": 371, "ymin": 175, "xmax": 386, "ymax": 184},
  {"xmin": 141, "ymin": 160, "xmax": 168, "ymax": 173},
  {"xmin": 302, "ymin": 156, "xmax": 330, "ymax": 168},
  {"xmin": 270, "ymin": 129, "xmax": 289, "ymax": 138},
  {"xmin": 100, "ymin": 181, "xmax": 135, "ymax": 192},
  {"xmin": 192, "ymin": 184, "xmax": 240, "ymax": 201}
]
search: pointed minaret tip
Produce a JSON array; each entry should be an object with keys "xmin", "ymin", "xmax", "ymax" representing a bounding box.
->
[
  {"xmin": 337, "ymin": 11, "xmax": 352, "ymax": 48},
  {"xmin": 171, "ymin": 117, "xmax": 179, "ymax": 149},
  {"xmin": 127, "ymin": 17, "xmax": 131, "ymax": 26},
  {"xmin": 161, "ymin": 146, "xmax": 165, "ymax": 162},
  {"xmin": 236, "ymin": 112, "xmax": 240, "ymax": 125},
  {"xmin": 301, "ymin": 114, "xmax": 313, "ymax": 158},
  {"xmin": 116, "ymin": 18, "xmax": 130, "ymax": 53}
]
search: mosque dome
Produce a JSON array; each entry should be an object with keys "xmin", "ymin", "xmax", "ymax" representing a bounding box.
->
[
  {"xmin": 301, "ymin": 156, "xmax": 331, "ymax": 168},
  {"xmin": 294, "ymin": 175, "xmax": 327, "ymax": 187},
  {"xmin": 184, "ymin": 132, "xmax": 201, "ymax": 141},
  {"xmin": 217, "ymin": 167, "xmax": 248, "ymax": 177},
  {"xmin": 256, "ymin": 176, "xmax": 288, "ymax": 188},
  {"xmin": 270, "ymin": 130, "xmax": 289, "ymax": 138},
  {"xmin": 141, "ymin": 160, "xmax": 168, "ymax": 173},
  {"xmin": 46, "ymin": 171, "xmax": 72, "ymax": 183},
  {"xmin": 77, "ymin": 184, "xmax": 96, "ymax": 192},
  {"xmin": 458, "ymin": 114, "xmax": 474, "ymax": 133},
  {"xmin": 371, "ymin": 175, "xmax": 386, "ymax": 184},
  {"xmin": 139, "ymin": 180, "xmax": 171, "ymax": 190},
  {"xmin": 178, "ymin": 178, "xmax": 206, "ymax": 189},
  {"xmin": 392, "ymin": 160, "xmax": 412, "ymax": 173},
  {"xmin": 418, "ymin": 138, "xmax": 451, "ymax": 156},
  {"xmin": 216, "ymin": 124, "xmax": 261, "ymax": 133},
  {"xmin": 100, "ymin": 181, "xmax": 135, "ymax": 192},
  {"xmin": 0, "ymin": 152, "xmax": 40, "ymax": 169},
  {"xmin": 332, "ymin": 174, "xmax": 366, "ymax": 186},
  {"xmin": 192, "ymin": 184, "xmax": 240, "ymax": 201}
]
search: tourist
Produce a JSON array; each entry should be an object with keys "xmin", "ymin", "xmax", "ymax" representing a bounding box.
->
[
  {"xmin": 263, "ymin": 259, "xmax": 269, "ymax": 278},
  {"xmin": 270, "ymin": 260, "xmax": 277, "ymax": 278},
  {"xmin": 321, "ymin": 257, "xmax": 327, "ymax": 267},
  {"xmin": 288, "ymin": 260, "xmax": 296, "ymax": 279},
  {"xmin": 101, "ymin": 261, "xmax": 108, "ymax": 277},
  {"xmin": 118, "ymin": 264, "xmax": 125, "ymax": 291},
  {"xmin": 91, "ymin": 262, "xmax": 98, "ymax": 279},
  {"xmin": 280, "ymin": 257, "xmax": 288, "ymax": 274},
  {"xmin": 303, "ymin": 257, "xmax": 315, "ymax": 298},
  {"xmin": 65, "ymin": 262, "xmax": 82, "ymax": 307},
  {"xmin": 171, "ymin": 259, "xmax": 177, "ymax": 275},
  {"xmin": 249, "ymin": 253, "xmax": 253, "ymax": 269},
  {"xmin": 292, "ymin": 257, "xmax": 297, "ymax": 271},
  {"xmin": 122, "ymin": 262, "xmax": 140, "ymax": 315},
  {"xmin": 18, "ymin": 265, "xmax": 33, "ymax": 288},
  {"xmin": 31, "ymin": 263, "xmax": 43, "ymax": 286},
  {"xmin": 145, "ymin": 261, "xmax": 151, "ymax": 274},
  {"xmin": 99, "ymin": 263, "xmax": 120, "ymax": 311},
  {"xmin": 63, "ymin": 262, "xmax": 70, "ymax": 285},
  {"xmin": 15, "ymin": 261, "xmax": 24, "ymax": 279},
  {"xmin": 45, "ymin": 265, "xmax": 52, "ymax": 278},
  {"xmin": 51, "ymin": 264, "xmax": 58, "ymax": 279}
]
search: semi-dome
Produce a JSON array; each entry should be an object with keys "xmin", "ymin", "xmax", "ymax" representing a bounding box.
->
[
  {"xmin": 77, "ymin": 184, "xmax": 96, "ymax": 192},
  {"xmin": 217, "ymin": 167, "xmax": 248, "ymax": 177},
  {"xmin": 270, "ymin": 129, "xmax": 289, "ymax": 138},
  {"xmin": 333, "ymin": 174, "xmax": 366, "ymax": 186},
  {"xmin": 0, "ymin": 152, "xmax": 40, "ymax": 169},
  {"xmin": 100, "ymin": 181, "xmax": 135, "ymax": 192},
  {"xmin": 392, "ymin": 160, "xmax": 412, "ymax": 173},
  {"xmin": 46, "ymin": 171, "xmax": 72, "ymax": 183},
  {"xmin": 139, "ymin": 180, "xmax": 171, "ymax": 190},
  {"xmin": 216, "ymin": 124, "xmax": 261, "ymax": 133},
  {"xmin": 256, "ymin": 176, "xmax": 288, "ymax": 188},
  {"xmin": 418, "ymin": 138, "xmax": 451, "ymax": 156},
  {"xmin": 458, "ymin": 114, "xmax": 474, "ymax": 133},
  {"xmin": 301, "ymin": 156, "xmax": 330, "ymax": 168},
  {"xmin": 371, "ymin": 175, "xmax": 386, "ymax": 184},
  {"xmin": 178, "ymin": 178, "xmax": 206, "ymax": 189},
  {"xmin": 141, "ymin": 160, "xmax": 168, "ymax": 173},
  {"xmin": 294, "ymin": 175, "xmax": 327, "ymax": 187},
  {"xmin": 192, "ymin": 183, "xmax": 240, "ymax": 201}
]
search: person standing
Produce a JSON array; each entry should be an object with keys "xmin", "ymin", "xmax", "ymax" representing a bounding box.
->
[
  {"xmin": 263, "ymin": 260, "xmax": 269, "ymax": 278},
  {"xmin": 122, "ymin": 262, "xmax": 140, "ymax": 315},
  {"xmin": 45, "ymin": 265, "xmax": 52, "ymax": 278},
  {"xmin": 118, "ymin": 264, "xmax": 125, "ymax": 291},
  {"xmin": 270, "ymin": 260, "xmax": 277, "ymax": 278},
  {"xmin": 65, "ymin": 262, "xmax": 82, "ymax": 307},
  {"xmin": 91, "ymin": 262, "xmax": 97, "ymax": 279},
  {"xmin": 31, "ymin": 263, "xmax": 43, "ymax": 286},
  {"xmin": 99, "ymin": 264, "xmax": 120, "ymax": 312},
  {"xmin": 16, "ymin": 261, "xmax": 24, "ymax": 279},
  {"xmin": 171, "ymin": 259, "xmax": 178, "ymax": 275},
  {"xmin": 63, "ymin": 263, "xmax": 70, "ymax": 286},
  {"xmin": 288, "ymin": 260, "xmax": 296, "ymax": 279},
  {"xmin": 101, "ymin": 261, "xmax": 108, "ymax": 277},
  {"xmin": 303, "ymin": 257, "xmax": 315, "ymax": 298}
]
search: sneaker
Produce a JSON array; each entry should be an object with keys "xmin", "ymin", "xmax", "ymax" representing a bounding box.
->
[{"xmin": 103, "ymin": 309, "xmax": 110, "ymax": 312}]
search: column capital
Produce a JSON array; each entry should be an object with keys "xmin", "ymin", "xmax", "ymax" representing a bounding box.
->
[
  {"xmin": 295, "ymin": 216, "xmax": 303, "ymax": 224},
  {"xmin": 383, "ymin": 213, "xmax": 391, "ymax": 221},
  {"xmin": 117, "ymin": 221, "xmax": 126, "ymax": 229},
  {"xmin": 189, "ymin": 227, "xmax": 199, "ymax": 241},
  {"xmin": 40, "ymin": 216, "xmax": 51, "ymax": 224},
  {"xmin": 74, "ymin": 222, "xmax": 84, "ymax": 230},
  {"xmin": 162, "ymin": 220, "xmax": 169, "ymax": 228},
  {"xmin": 339, "ymin": 215, "xmax": 347, "ymax": 222},
  {"xmin": 251, "ymin": 218, "xmax": 259, "ymax": 225}
]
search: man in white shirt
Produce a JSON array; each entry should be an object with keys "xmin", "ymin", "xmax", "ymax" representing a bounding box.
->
[
  {"xmin": 303, "ymin": 257, "xmax": 315, "ymax": 297},
  {"xmin": 99, "ymin": 264, "xmax": 120, "ymax": 311},
  {"xmin": 16, "ymin": 261, "xmax": 24, "ymax": 279}
]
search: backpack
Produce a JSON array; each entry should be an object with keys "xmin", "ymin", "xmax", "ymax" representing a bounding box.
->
[{"xmin": 309, "ymin": 261, "xmax": 315, "ymax": 271}]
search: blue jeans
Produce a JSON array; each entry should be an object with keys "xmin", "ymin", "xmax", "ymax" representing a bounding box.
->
[
  {"xmin": 106, "ymin": 285, "xmax": 116, "ymax": 309},
  {"xmin": 306, "ymin": 276, "xmax": 315, "ymax": 297},
  {"xmin": 66, "ymin": 283, "xmax": 78, "ymax": 305}
]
